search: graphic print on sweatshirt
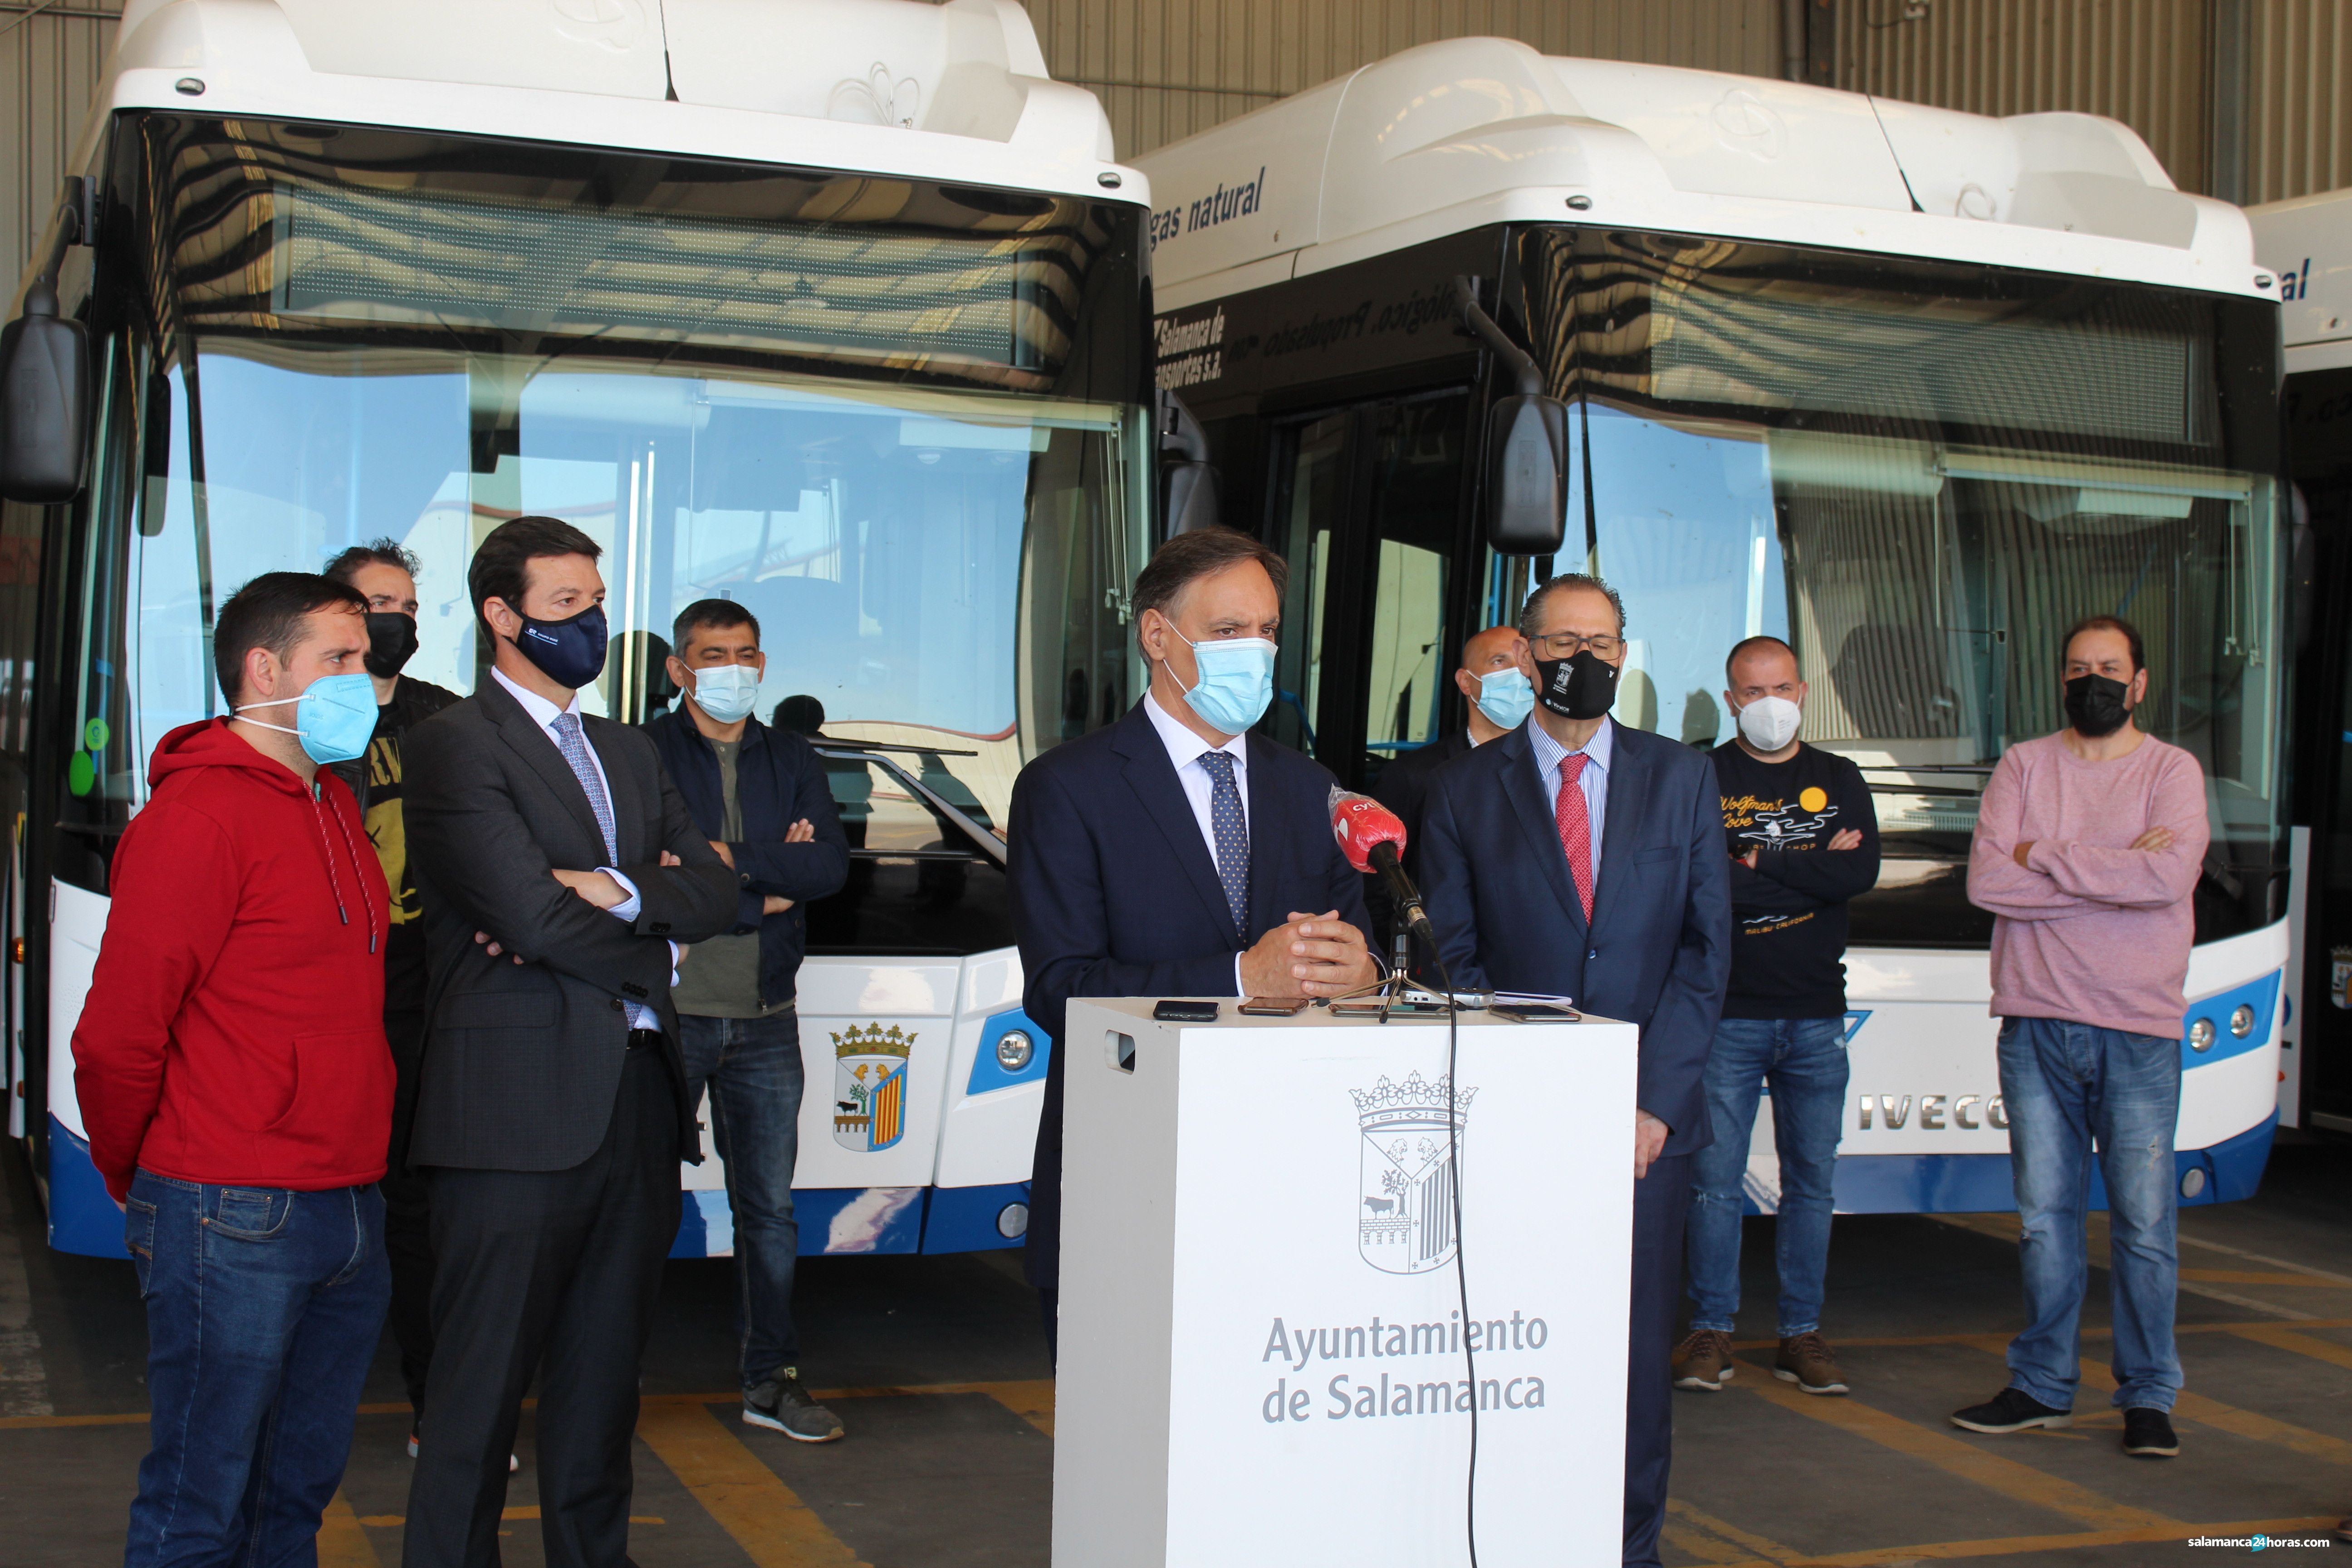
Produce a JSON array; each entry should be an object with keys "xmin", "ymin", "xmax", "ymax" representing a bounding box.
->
[{"xmin": 1723, "ymin": 787, "xmax": 1839, "ymax": 933}]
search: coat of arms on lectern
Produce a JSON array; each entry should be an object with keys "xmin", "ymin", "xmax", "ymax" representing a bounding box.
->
[
  {"xmin": 1352, "ymin": 1072, "xmax": 1475, "ymax": 1274},
  {"xmin": 831, "ymin": 1023, "xmax": 913, "ymax": 1152}
]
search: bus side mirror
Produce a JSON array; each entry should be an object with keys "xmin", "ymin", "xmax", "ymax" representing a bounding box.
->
[
  {"xmin": 1455, "ymin": 275, "xmax": 1568, "ymax": 556},
  {"xmin": 0, "ymin": 280, "xmax": 90, "ymax": 504},
  {"xmin": 1480, "ymin": 393, "xmax": 1568, "ymax": 555},
  {"xmin": 1157, "ymin": 386, "xmax": 1222, "ymax": 536}
]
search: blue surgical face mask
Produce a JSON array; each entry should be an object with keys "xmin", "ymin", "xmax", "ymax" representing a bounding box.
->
[
  {"xmin": 1474, "ymin": 667, "xmax": 1534, "ymax": 730},
  {"xmin": 513, "ymin": 603, "xmax": 608, "ymax": 689},
  {"xmin": 235, "ymin": 671, "xmax": 379, "ymax": 765},
  {"xmin": 689, "ymin": 663, "xmax": 761, "ymax": 725},
  {"xmin": 1174, "ymin": 632, "xmax": 1277, "ymax": 735}
]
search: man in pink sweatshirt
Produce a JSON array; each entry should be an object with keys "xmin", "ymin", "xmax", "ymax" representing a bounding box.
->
[{"xmin": 1953, "ymin": 614, "xmax": 2206, "ymax": 1461}]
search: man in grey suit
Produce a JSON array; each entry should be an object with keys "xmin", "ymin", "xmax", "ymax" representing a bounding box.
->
[{"xmin": 400, "ymin": 515, "xmax": 735, "ymax": 1568}]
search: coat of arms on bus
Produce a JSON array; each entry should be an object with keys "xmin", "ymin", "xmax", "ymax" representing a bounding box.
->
[
  {"xmin": 832, "ymin": 1024, "xmax": 912, "ymax": 1153},
  {"xmin": 1353, "ymin": 1072, "xmax": 1475, "ymax": 1275}
]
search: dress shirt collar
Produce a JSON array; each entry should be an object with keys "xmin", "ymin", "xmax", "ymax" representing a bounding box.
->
[
  {"xmin": 492, "ymin": 664, "xmax": 581, "ymax": 732},
  {"xmin": 1527, "ymin": 711, "xmax": 1614, "ymax": 779},
  {"xmin": 1143, "ymin": 691, "xmax": 1248, "ymax": 774}
]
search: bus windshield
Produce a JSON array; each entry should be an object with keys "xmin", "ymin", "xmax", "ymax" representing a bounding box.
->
[
  {"xmin": 1506, "ymin": 228, "xmax": 2285, "ymax": 946},
  {"xmin": 58, "ymin": 116, "xmax": 1151, "ymax": 955}
]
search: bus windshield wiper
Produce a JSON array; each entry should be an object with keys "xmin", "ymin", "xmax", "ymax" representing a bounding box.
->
[{"xmin": 813, "ymin": 744, "xmax": 1006, "ymax": 867}]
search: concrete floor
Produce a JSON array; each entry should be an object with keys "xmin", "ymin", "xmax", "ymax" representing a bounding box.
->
[{"xmin": 2, "ymin": 1137, "xmax": 2347, "ymax": 1567}]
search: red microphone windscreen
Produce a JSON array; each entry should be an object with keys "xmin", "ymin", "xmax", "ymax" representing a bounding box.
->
[{"xmin": 1328, "ymin": 787, "xmax": 1407, "ymax": 874}]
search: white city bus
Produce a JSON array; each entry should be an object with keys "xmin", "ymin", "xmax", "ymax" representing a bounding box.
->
[
  {"xmin": 0, "ymin": 0, "xmax": 1153, "ymax": 1258},
  {"xmin": 1137, "ymin": 39, "xmax": 2289, "ymax": 1215},
  {"xmin": 2250, "ymin": 185, "xmax": 2352, "ymax": 1139}
]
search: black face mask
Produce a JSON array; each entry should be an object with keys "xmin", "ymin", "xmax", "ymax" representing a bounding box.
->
[
  {"xmin": 2063, "ymin": 672, "xmax": 2132, "ymax": 738},
  {"xmin": 363, "ymin": 612, "xmax": 418, "ymax": 680},
  {"xmin": 1532, "ymin": 648, "xmax": 1619, "ymax": 721}
]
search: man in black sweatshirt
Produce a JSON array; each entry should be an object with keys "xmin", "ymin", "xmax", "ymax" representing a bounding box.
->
[{"xmin": 1673, "ymin": 635, "xmax": 1878, "ymax": 1399}]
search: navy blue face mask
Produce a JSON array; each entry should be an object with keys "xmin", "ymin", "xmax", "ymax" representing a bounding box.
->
[{"xmin": 512, "ymin": 603, "xmax": 608, "ymax": 689}]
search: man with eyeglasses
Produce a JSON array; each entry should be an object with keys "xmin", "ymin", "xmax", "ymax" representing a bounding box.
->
[{"xmin": 1419, "ymin": 573, "xmax": 1731, "ymax": 1568}]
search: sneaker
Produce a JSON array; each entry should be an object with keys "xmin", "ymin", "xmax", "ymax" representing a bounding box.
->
[
  {"xmin": 1950, "ymin": 1387, "xmax": 2072, "ymax": 1433},
  {"xmin": 1671, "ymin": 1329, "xmax": 1735, "ymax": 1391},
  {"xmin": 407, "ymin": 1426, "xmax": 519, "ymax": 1472},
  {"xmin": 2122, "ymin": 1407, "xmax": 2179, "ymax": 1457},
  {"xmin": 1774, "ymin": 1333, "xmax": 1849, "ymax": 1396},
  {"xmin": 744, "ymin": 1369, "xmax": 845, "ymax": 1442}
]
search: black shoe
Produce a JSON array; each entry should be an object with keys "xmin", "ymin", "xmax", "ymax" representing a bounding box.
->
[
  {"xmin": 2122, "ymin": 1407, "xmax": 2179, "ymax": 1457},
  {"xmin": 1950, "ymin": 1387, "xmax": 2072, "ymax": 1433},
  {"xmin": 744, "ymin": 1368, "xmax": 845, "ymax": 1443}
]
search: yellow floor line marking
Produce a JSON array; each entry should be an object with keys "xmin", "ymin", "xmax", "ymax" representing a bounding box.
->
[
  {"xmin": 1666, "ymin": 1498, "xmax": 1802, "ymax": 1564},
  {"xmin": 1659, "ymin": 1522, "xmax": 1770, "ymax": 1566},
  {"xmin": 1728, "ymin": 1353, "xmax": 2178, "ymax": 1533},
  {"xmin": 635, "ymin": 1400, "xmax": 869, "ymax": 1568},
  {"xmin": 355, "ymin": 1510, "xmax": 664, "ymax": 1526},
  {"xmin": 972, "ymin": 1378, "xmax": 1054, "ymax": 1436},
  {"xmin": 1926, "ymin": 1215, "xmax": 2318, "ymax": 1321},
  {"xmin": 317, "ymin": 1491, "xmax": 381, "ymax": 1568},
  {"xmin": 1779, "ymin": 1515, "xmax": 2340, "ymax": 1566},
  {"xmin": 2181, "ymin": 1269, "xmax": 2352, "ymax": 1287},
  {"xmin": 2228, "ymin": 1323, "xmax": 2352, "ymax": 1375}
]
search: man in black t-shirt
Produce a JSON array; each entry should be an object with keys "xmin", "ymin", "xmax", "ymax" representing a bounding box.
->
[
  {"xmin": 1673, "ymin": 635, "xmax": 1878, "ymax": 1400},
  {"xmin": 323, "ymin": 541, "xmax": 461, "ymax": 1456}
]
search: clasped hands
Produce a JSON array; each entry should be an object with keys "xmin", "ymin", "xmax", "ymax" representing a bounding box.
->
[{"xmin": 1237, "ymin": 910, "xmax": 1380, "ymax": 1000}]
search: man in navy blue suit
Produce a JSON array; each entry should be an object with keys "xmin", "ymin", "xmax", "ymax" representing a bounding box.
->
[
  {"xmin": 1008, "ymin": 527, "xmax": 1379, "ymax": 1355},
  {"xmin": 1420, "ymin": 572, "xmax": 1732, "ymax": 1568}
]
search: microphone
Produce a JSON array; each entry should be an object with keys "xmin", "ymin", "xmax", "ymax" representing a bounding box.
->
[{"xmin": 1329, "ymin": 788, "xmax": 1435, "ymax": 949}]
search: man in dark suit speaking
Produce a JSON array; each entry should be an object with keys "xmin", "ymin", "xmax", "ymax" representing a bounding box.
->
[
  {"xmin": 1008, "ymin": 527, "xmax": 1379, "ymax": 1353},
  {"xmin": 401, "ymin": 516, "xmax": 735, "ymax": 1568},
  {"xmin": 1419, "ymin": 572, "xmax": 1731, "ymax": 1568}
]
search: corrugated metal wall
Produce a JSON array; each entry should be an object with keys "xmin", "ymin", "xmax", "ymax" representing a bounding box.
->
[
  {"xmin": 1018, "ymin": 0, "xmax": 1786, "ymax": 159},
  {"xmin": 1834, "ymin": 0, "xmax": 2216, "ymax": 193},
  {"xmin": 0, "ymin": 2, "xmax": 119, "ymax": 288},
  {"xmin": 2248, "ymin": 0, "xmax": 2352, "ymax": 203}
]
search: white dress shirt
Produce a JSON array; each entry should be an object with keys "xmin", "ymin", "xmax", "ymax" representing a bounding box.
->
[
  {"xmin": 1142, "ymin": 692, "xmax": 1253, "ymax": 992},
  {"xmin": 1526, "ymin": 711, "xmax": 1613, "ymax": 889},
  {"xmin": 491, "ymin": 666, "xmax": 670, "ymax": 1028}
]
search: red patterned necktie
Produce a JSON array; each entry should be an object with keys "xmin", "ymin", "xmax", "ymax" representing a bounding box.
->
[{"xmin": 1554, "ymin": 752, "xmax": 1594, "ymax": 923}]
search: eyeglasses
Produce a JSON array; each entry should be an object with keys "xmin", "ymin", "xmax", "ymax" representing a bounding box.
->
[{"xmin": 1530, "ymin": 632, "xmax": 1624, "ymax": 660}]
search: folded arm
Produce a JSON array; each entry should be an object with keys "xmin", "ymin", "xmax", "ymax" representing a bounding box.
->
[
  {"xmin": 1752, "ymin": 773, "xmax": 1881, "ymax": 904},
  {"xmin": 2024, "ymin": 759, "xmax": 2210, "ymax": 908},
  {"xmin": 404, "ymin": 721, "xmax": 675, "ymax": 999},
  {"xmin": 728, "ymin": 747, "xmax": 852, "ymax": 916},
  {"xmin": 1967, "ymin": 753, "xmax": 2122, "ymax": 921},
  {"xmin": 71, "ymin": 804, "xmax": 236, "ymax": 1200}
]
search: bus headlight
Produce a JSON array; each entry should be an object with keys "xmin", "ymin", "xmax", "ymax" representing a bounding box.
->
[
  {"xmin": 995, "ymin": 1029, "xmax": 1034, "ymax": 1072},
  {"xmin": 2189, "ymin": 1018, "xmax": 2216, "ymax": 1053},
  {"xmin": 2230, "ymin": 1004, "xmax": 2256, "ymax": 1038},
  {"xmin": 997, "ymin": 1202, "xmax": 1030, "ymax": 1238}
]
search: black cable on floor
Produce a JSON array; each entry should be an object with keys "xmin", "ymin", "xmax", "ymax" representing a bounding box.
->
[{"xmin": 1426, "ymin": 949, "xmax": 1478, "ymax": 1568}]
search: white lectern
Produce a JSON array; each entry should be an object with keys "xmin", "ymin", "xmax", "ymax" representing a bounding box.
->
[{"xmin": 1053, "ymin": 997, "xmax": 1639, "ymax": 1568}]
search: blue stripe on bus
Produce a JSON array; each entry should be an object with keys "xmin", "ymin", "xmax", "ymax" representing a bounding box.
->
[
  {"xmin": 966, "ymin": 1008, "xmax": 1051, "ymax": 1095},
  {"xmin": 2179, "ymin": 969, "xmax": 2279, "ymax": 1070},
  {"xmin": 1783, "ymin": 1111, "xmax": 2278, "ymax": 1215},
  {"xmin": 45, "ymin": 1117, "xmax": 129, "ymax": 1259}
]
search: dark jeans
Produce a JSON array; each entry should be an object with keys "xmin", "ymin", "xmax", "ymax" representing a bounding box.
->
[
  {"xmin": 383, "ymin": 1006, "xmax": 435, "ymax": 1416},
  {"xmin": 124, "ymin": 1172, "xmax": 389, "ymax": 1568},
  {"xmin": 1998, "ymin": 1016, "xmax": 2183, "ymax": 1413},
  {"xmin": 677, "ymin": 1009, "xmax": 805, "ymax": 1387},
  {"xmin": 1686, "ymin": 1016, "xmax": 1849, "ymax": 1337},
  {"xmin": 405, "ymin": 1046, "xmax": 681, "ymax": 1568}
]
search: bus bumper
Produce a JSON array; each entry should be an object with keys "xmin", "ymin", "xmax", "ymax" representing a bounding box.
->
[
  {"xmin": 668, "ymin": 1181, "xmax": 1033, "ymax": 1259},
  {"xmin": 1811, "ymin": 1112, "xmax": 2278, "ymax": 1215}
]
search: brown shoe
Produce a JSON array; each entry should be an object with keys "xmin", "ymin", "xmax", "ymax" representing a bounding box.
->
[
  {"xmin": 1775, "ymin": 1333, "xmax": 1848, "ymax": 1395},
  {"xmin": 1672, "ymin": 1328, "xmax": 1735, "ymax": 1391}
]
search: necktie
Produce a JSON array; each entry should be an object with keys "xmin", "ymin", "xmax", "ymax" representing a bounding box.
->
[
  {"xmin": 551, "ymin": 711, "xmax": 619, "ymax": 863},
  {"xmin": 1198, "ymin": 750, "xmax": 1250, "ymax": 934},
  {"xmin": 1554, "ymin": 752, "xmax": 1594, "ymax": 923}
]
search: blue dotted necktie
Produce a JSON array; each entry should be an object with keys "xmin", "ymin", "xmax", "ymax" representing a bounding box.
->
[
  {"xmin": 1198, "ymin": 750, "xmax": 1249, "ymax": 934},
  {"xmin": 551, "ymin": 711, "xmax": 619, "ymax": 863}
]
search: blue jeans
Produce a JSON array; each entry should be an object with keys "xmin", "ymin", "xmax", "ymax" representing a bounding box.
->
[
  {"xmin": 1998, "ymin": 1016, "xmax": 2182, "ymax": 1413},
  {"xmin": 123, "ymin": 1172, "xmax": 389, "ymax": 1568},
  {"xmin": 1685, "ymin": 1016, "xmax": 1849, "ymax": 1338},
  {"xmin": 678, "ymin": 1009, "xmax": 805, "ymax": 1388}
]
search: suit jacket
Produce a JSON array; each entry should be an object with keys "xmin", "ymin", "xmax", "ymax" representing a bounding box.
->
[
  {"xmin": 1365, "ymin": 730, "xmax": 1476, "ymax": 947},
  {"xmin": 1420, "ymin": 720, "xmax": 1732, "ymax": 1156},
  {"xmin": 403, "ymin": 674, "xmax": 736, "ymax": 1171},
  {"xmin": 1008, "ymin": 699, "xmax": 1374, "ymax": 1286}
]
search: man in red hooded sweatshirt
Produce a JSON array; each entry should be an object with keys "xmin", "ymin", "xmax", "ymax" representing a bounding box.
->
[{"xmin": 74, "ymin": 571, "xmax": 396, "ymax": 1568}]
